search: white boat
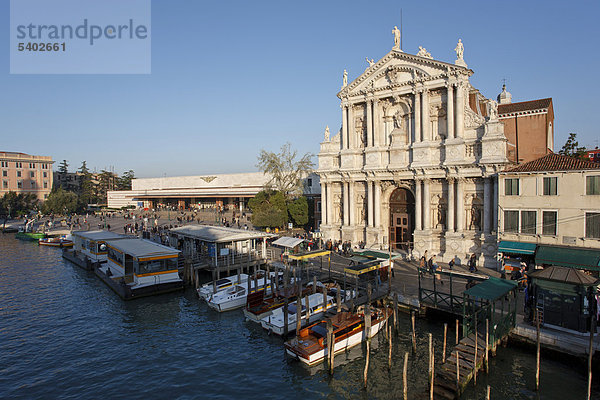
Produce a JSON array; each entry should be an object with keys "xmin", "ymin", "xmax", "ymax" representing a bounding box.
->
[
  {"xmin": 197, "ymin": 273, "xmax": 249, "ymax": 301},
  {"xmin": 260, "ymin": 292, "xmax": 336, "ymax": 336},
  {"xmin": 206, "ymin": 272, "xmax": 282, "ymax": 312},
  {"xmin": 284, "ymin": 308, "xmax": 392, "ymax": 366}
]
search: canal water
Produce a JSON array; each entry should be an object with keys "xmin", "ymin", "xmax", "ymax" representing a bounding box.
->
[{"xmin": 0, "ymin": 235, "xmax": 594, "ymax": 399}]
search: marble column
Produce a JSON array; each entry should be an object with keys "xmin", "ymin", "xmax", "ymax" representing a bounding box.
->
[
  {"xmin": 342, "ymin": 105, "xmax": 348, "ymax": 150},
  {"xmin": 373, "ymin": 99, "xmax": 380, "ymax": 147},
  {"xmin": 422, "ymin": 89, "xmax": 430, "ymax": 142},
  {"xmin": 414, "ymin": 89, "xmax": 421, "ymax": 143},
  {"xmin": 455, "ymin": 82, "xmax": 464, "ymax": 138},
  {"xmin": 457, "ymin": 178, "xmax": 465, "ymax": 231},
  {"xmin": 374, "ymin": 181, "xmax": 381, "ymax": 227},
  {"xmin": 327, "ymin": 182, "xmax": 333, "ymax": 226},
  {"xmin": 492, "ymin": 176, "xmax": 498, "ymax": 232},
  {"xmin": 447, "ymin": 178, "xmax": 455, "ymax": 232},
  {"xmin": 342, "ymin": 181, "xmax": 349, "ymax": 226},
  {"xmin": 349, "ymin": 181, "xmax": 355, "ymax": 226},
  {"xmin": 367, "ymin": 181, "xmax": 374, "ymax": 227},
  {"xmin": 348, "ymin": 105, "xmax": 355, "ymax": 149},
  {"xmin": 321, "ymin": 183, "xmax": 327, "ymax": 226},
  {"xmin": 367, "ymin": 100, "xmax": 373, "ymax": 147},
  {"xmin": 423, "ymin": 179, "xmax": 431, "ymax": 230},
  {"xmin": 483, "ymin": 177, "xmax": 491, "ymax": 234},
  {"xmin": 446, "ymin": 83, "xmax": 454, "ymax": 139},
  {"xmin": 415, "ymin": 179, "xmax": 422, "ymax": 230}
]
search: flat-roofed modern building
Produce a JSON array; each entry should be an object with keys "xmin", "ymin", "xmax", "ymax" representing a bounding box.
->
[{"xmin": 0, "ymin": 151, "xmax": 54, "ymax": 201}]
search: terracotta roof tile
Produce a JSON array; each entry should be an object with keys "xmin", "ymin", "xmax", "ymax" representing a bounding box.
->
[
  {"xmin": 505, "ymin": 153, "xmax": 600, "ymax": 173},
  {"xmin": 498, "ymin": 98, "xmax": 552, "ymax": 115}
]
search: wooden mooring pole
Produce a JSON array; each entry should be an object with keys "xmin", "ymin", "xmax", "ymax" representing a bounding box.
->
[
  {"xmin": 336, "ymin": 283, "xmax": 341, "ymax": 313},
  {"xmin": 442, "ymin": 323, "xmax": 447, "ymax": 363},
  {"xmin": 403, "ymin": 352, "xmax": 408, "ymax": 400},
  {"xmin": 296, "ymin": 295, "xmax": 302, "ymax": 337},
  {"xmin": 536, "ymin": 309, "xmax": 541, "ymax": 391},
  {"xmin": 456, "ymin": 350, "xmax": 460, "ymax": 391},
  {"xmin": 393, "ymin": 294, "xmax": 399, "ymax": 335},
  {"xmin": 485, "ymin": 319, "xmax": 489, "ymax": 373},
  {"xmin": 363, "ymin": 304, "xmax": 371, "ymax": 389},
  {"xmin": 428, "ymin": 333, "xmax": 432, "ymax": 384},
  {"xmin": 312, "ymin": 276, "xmax": 317, "ymax": 294},
  {"xmin": 388, "ymin": 318, "xmax": 392, "ymax": 370},
  {"xmin": 588, "ymin": 316, "xmax": 595, "ymax": 400},
  {"xmin": 429, "ymin": 351, "xmax": 435, "ymax": 400},
  {"xmin": 411, "ymin": 311, "xmax": 417, "ymax": 351},
  {"xmin": 486, "ymin": 385, "xmax": 491, "ymax": 400},
  {"xmin": 283, "ymin": 299, "xmax": 289, "ymax": 337},
  {"xmin": 456, "ymin": 318, "xmax": 459, "ymax": 345},
  {"xmin": 327, "ymin": 319, "xmax": 334, "ymax": 375}
]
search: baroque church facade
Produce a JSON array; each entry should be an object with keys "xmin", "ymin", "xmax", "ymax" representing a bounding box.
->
[{"xmin": 317, "ymin": 37, "xmax": 512, "ymax": 267}]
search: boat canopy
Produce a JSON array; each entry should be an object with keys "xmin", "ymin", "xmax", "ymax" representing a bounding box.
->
[
  {"xmin": 105, "ymin": 238, "xmax": 180, "ymax": 261},
  {"xmin": 272, "ymin": 237, "xmax": 304, "ymax": 248}
]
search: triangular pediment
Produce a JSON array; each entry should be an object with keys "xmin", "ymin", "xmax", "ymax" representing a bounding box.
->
[{"xmin": 338, "ymin": 49, "xmax": 471, "ymax": 98}]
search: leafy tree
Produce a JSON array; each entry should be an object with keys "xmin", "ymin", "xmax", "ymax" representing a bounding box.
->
[
  {"xmin": 288, "ymin": 196, "xmax": 308, "ymax": 227},
  {"xmin": 558, "ymin": 133, "xmax": 587, "ymax": 159},
  {"xmin": 248, "ymin": 190, "xmax": 288, "ymax": 228},
  {"xmin": 58, "ymin": 160, "xmax": 69, "ymax": 174},
  {"xmin": 257, "ymin": 142, "xmax": 314, "ymax": 198},
  {"xmin": 41, "ymin": 188, "xmax": 79, "ymax": 215},
  {"xmin": 96, "ymin": 170, "xmax": 118, "ymax": 204},
  {"xmin": 117, "ymin": 170, "xmax": 135, "ymax": 190},
  {"xmin": 0, "ymin": 192, "xmax": 39, "ymax": 223}
]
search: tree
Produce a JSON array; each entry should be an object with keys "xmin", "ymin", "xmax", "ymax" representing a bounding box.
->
[
  {"xmin": 77, "ymin": 161, "xmax": 95, "ymax": 206},
  {"xmin": 41, "ymin": 188, "xmax": 79, "ymax": 215},
  {"xmin": 117, "ymin": 170, "xmax": 135, "ymax": 190},
  {"xmin": 288, "ymin": 196, "xmax": 308, "ymax": 227},
  {"xmin": 558, "ymin": 133, "xmax": 587, "ymax": 159},
  {"xmin": 248, "ymin": 190, "xmax": 288, "ymax": 228},
  {"xmin": 256, "ymin": 142, "xmax": 314, "ymax": 197},
  {"xmin": 0, "ymin": 192, "xmax": 39, "ymax": 223},
  {"xmin": 58, "ymin": 160, "xmax": 69, "ymax": 174}
]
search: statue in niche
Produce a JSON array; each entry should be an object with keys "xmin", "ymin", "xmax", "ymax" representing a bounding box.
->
[
  {"xmin": 393, "ymin": 110, "xmax": 403, "ymax": 129},
  {"xmin": 392, "ymin": 26, "xmax": 401, "ymax": 49},
  {"xmin": 365, "ymin": 57, "xmax": 375, "ymax": 67},
  {"xmin": 324, "ymin": 125, "xmax": 330, "ymax": 141},
  {"xmin": 455, "ymin": 39, "xmax": 464, "ymax": 60},
  {"xmin": 437, "ymin": 203, "xmax": 446, "ymax": 229},
  {"xmin": 356, "ymin": 117, "xmax": 366, "ymax": 146},
  {"xmin": 468, "ymin": 201, "xmax": 482, "ymax": 231}
]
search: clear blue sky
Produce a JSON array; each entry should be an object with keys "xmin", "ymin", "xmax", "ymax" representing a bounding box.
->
[{"xmin": 2, "ymin": 0, "xmax": 599, "ymax": 178}]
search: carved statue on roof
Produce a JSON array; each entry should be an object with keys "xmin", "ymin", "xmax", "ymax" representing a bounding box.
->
[
  {"xmin": 365, "ymin": 57, "xmax": 375, "ymax": 67},
  {"xmin": 342, "ymin": 69, "xmax": 348, "ymax": 88},
  {"xmin": 416, "ymin": 46, "xmax": 432, "ymax": 59},
  {"xmin": 487, "ymin": 100, "xmax": 498, "ymax": 121},
  {"xmin": 392, "ymin": 26, "xmax": 401, "ymax": 49},
  {"xmin": 455, "ymin": 39, "xmax": 464, "ymax": 60},
  {"xmin": 324, "ymin": 125, "xmax": 330, "ymax": 141}
]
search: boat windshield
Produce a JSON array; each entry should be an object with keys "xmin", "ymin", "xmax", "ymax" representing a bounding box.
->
[
  {"xmin": 216, "ymin": 278, "xmax": 231, "ymax": 286},
  {"xmin": 287, "ymin": 303, "xmax": 306, "ymax": 314},
  {"xmin": 311, "ymin": 322, "xmax": 327, "ymax": 338}
]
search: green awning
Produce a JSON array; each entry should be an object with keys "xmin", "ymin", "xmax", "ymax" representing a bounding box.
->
[
  {"xmin": 464, "ymin": 277, "xmax": 518, "ymax": 301},
  {"xmin": 498, "ymin": 241, "xmax": 537, "ymax": 255},
  {"xmin": 535, "ymin": 245, "xmax": 600, "ymax": 271}
]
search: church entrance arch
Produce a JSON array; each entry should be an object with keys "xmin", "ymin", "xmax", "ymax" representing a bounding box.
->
[{"xmin": 389, "ymin": 188, "xmax": 415, "ymax": 252}]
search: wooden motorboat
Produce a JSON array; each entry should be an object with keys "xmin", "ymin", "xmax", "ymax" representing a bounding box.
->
[
  {"xmin": 39, "ymin": 237, "xmax": 73, "ymax": 247},
  {"xmin": 243, "ymin": 284, "xmax": 311, "ymax": 323},
  {"xmin": 284, "ymin": 307, "xmax": 392, "ymax": 366}
]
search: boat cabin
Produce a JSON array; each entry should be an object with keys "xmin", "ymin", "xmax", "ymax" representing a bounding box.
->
[
  {"xmin": 72, "ymin": 230, "xmax": 128, "ymax": 262},
  {"xmin": 102, "ymin": 238, "xmax": 182, "ymax": 288}
]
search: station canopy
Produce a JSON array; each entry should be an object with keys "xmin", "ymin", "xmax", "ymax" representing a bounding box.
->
[
  {"xmin": 72, "ymin": 230, "xmax": 127, "ymax": 241},
  {"xmin": 170, "ymin": 225, "xmax": 273, "ymax": 243},
  {"xmin": 106, "ymin": 238, "xmax": 180, "ymax": 261},
  {"xmin": 498, "ymin": 241, "xmax": 537, "ymax": 255},
  {"xmin": 535, "ymin": 245, "xmax": 600, "ymax": 271},
  {"xmin": 464, "ymin": 277, "xmax": 518, "ymax": 301},
  {"xmin": 272, "ymin": 237, "xmax": 304, "ymax": 248}
]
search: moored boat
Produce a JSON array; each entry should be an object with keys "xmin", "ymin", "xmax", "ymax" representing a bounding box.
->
[
  {"xmin": 206, "ymin": 271, "xmax": 282, "ymax": 312},
  {"xmin": 260, "ymin": 292, "xmax": 336, "ymax": 336},
  {"xmin": 197, "ymin": 273, "xmax": 249, "ymax": 301},
  {"xmin": 284, "ymin": 307, "xmax": 392, "ymax": 366},
  {"xmin": 38, "ymin": 237, "xmax": 73, "ymax": 247},
  {"xmin": 243, "ymin": 284, "xmax": 311, "ymax": 323}
]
